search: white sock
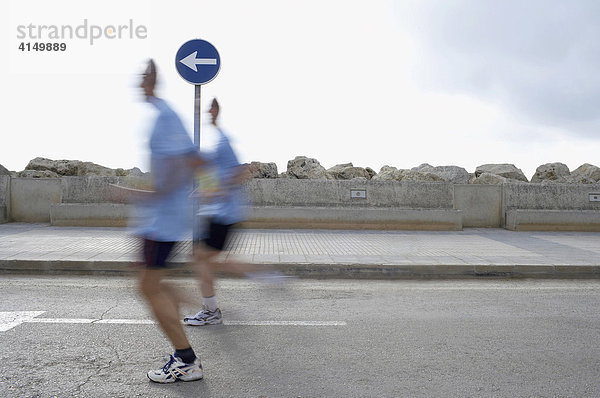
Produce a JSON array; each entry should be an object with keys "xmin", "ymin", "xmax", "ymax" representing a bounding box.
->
[{"xmin": 202, "ymin": 295, "xmax": 218, "ymax": 312}]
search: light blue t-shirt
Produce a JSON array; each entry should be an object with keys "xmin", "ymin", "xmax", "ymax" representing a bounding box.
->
[
  {"xmin": 198, "ymin": 124, "xmax": 247, "ymax": 225},
  {"xmin": 134, "ymin": 97, "xmax": 198, "ymax": 242}
]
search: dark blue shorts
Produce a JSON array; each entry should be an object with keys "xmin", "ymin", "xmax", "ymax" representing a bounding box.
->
[
  {"xmin": 142, "ymin": 239, "xmax": 177, "ymax": 269},
  {"xmin": 198, "ymin": 221, "xmax": 233, "ymax": 251}
]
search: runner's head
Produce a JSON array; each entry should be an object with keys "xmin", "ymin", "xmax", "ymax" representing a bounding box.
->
[
  {"xmin": 209, "ymin": 98, "xmax": 220, "ymax": 125},
  {"xmin": 140, "ymin": 59, "xmax": 157, "ymax": 99}
]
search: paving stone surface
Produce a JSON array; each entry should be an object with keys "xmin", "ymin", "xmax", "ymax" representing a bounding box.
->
[{"xmin": 0, "ymin": 223, "xmax": 598, "ymax": 278}]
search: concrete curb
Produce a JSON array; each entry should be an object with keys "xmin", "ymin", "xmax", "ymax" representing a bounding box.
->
[{"xmin": 1, "ymin": 259, "xmax": 599, "ymax": 279}]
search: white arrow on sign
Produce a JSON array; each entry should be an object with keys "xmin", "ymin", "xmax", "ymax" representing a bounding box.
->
[{"xmin": 179, "ymin": 51, "xmax": 217, "ymax": 72}]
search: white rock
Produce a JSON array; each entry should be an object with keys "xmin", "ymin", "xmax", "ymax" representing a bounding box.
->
[
  {"xmin": 475, "ymin": 164, "xmax": 528, "ymax": 182},
  {"xmin": 571, "ymin": 163, "xmax": 600, "ymax": 182},
  {"xmin": 471, "ymin": 173, "xmax": 508, "ymax": 185},
  {"xmin": 372, "ymin": 166, "xmax": 405, "ymax": 181},
  {"xmin": 412, "ymin": 163, "xmax": 469, "ymax": 184},
  {"xmin": 22, "ymin": 157, "xmax": 145, "ymax": 177},
  {"xmin": 401, "ymin": 171, "xmax": 444, "ymax": 182},
  {"xmin": 247, "ymin": 161, "xmax": 278, "ymax": 179},
  {"xmin": 0, "ymin": 164, "xmax": 11, "ymax": 176},
  {"xmin": 17, "ymin": 170, "xmax": 60, "ymax": 178},
  {"xmin": 530, "ymin": 162, "xmax": 570, "ymax": 183},
  {"xmin": 327, "ymin": 163, "xmax": 373, "ymax": 180},
  {"xmin": 286, "ymin": 156, "xmax": 332, "ymax": 180}
]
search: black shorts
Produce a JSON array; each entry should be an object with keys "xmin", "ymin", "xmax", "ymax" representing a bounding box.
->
[
  {"xmin": 199, "ymin": 221, "xmax": 234, "ymax": 251},
  {"xmin": 142, "ymin": 239, "xmax": 177, "ymax": 269}
]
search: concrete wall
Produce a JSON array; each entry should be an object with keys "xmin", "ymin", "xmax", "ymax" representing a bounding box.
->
[
  {"xmin": 0, "ymin": 176, "xmax": 10, "ymax": 223},
  {"xmin": 503, "ymin": 184, "xmax": 600, "ymax": 231},
  {"xmin": 503, "ymin": 183, "xmax": 600, "ymax": 211},
  {"xmin": 506, "ymin": 209, "xmax": 600, "ymax": 231},
  {"xmin": 243, "ymin": 179, "xmax": 459, "ymax": 229},
  {"xmin": 6, "ymin": 176, "xmax": 150, "ymax": 223},
  {"xmin": 246, "ymin": 179, "xmax": 455, "ymax": 208},
  {"xmin": 4, "ymin": 177, "xmax": 600, "ymax": 230},
  {"xmin": 50, "ymin": 203, "xmax": 133, "ymax": 227},
  {"xmin": 454, "ymin": 185, "xmax": 503, "ymax": 227},
  {"xmin": 10, "ymin": 178, "xmax": 61, "ymax": 222},
  {"xmin": 61, "ymin": 176, "xmax": 152, "ymax": 203},
  {"xmin": 243, "ymin": 206, "xmax": 462, "ymax": 230}
]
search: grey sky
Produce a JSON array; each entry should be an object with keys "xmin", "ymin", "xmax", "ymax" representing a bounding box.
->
[
  {"xmin": 2, "ymin": 0, "xmax": 599, "ymax": 178},
  {"xmin": 400, "ymin": 0, "xmax": 600, "ymax": 137}
]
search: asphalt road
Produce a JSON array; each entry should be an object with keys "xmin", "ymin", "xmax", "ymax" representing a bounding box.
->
[{"xmin": 1, "ymin": 276, "xmax": 600, "ymax": 397}]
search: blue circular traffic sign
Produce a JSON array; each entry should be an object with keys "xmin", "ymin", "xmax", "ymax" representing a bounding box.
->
[{"xmin": 175, "ymin": 39, "xmax": 220, "ymax": 85}]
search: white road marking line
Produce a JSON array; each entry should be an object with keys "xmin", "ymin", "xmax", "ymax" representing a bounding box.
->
[
  {"xmin": 1, "ymin": 312, "xmax": 346, "ymax": 331},
  {"xmin": 96, "ymin": 319, "xmax": 156, "ymax": 324},
  {"xmin": 0, "ymin": 311, "xmax": 45, "ymax": 332},
  {"xmin": 24, "ymin": 319, "xmax": 347, "ymax": 327},
  {"xmin": 223, "ymin": 321, "xmax": 347, "ymax": 326},
  {"xmin": 25, "ymin": 318, "xmax": 154, "ymax": 325},
  {"xmin": 27, "ymin": 318, "xmax": 98, "ymax": 324}
]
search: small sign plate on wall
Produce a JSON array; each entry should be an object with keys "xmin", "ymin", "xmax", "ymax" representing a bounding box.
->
[
  {"xmin": 590, "ymin": 193, "xmax": 600, "ymax": 202},
  {"xmin": 351, "ymin": 189, "xmax": 367, "ymax": 199}
]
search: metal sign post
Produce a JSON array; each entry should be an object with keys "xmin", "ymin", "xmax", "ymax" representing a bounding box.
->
[
  {"xmin": 194, "ymin": 85, "xmax": 201, "ymax": 147},
  {"xmin": 175, "ymin": 39, "xmax": 221, "ymax": 241}
]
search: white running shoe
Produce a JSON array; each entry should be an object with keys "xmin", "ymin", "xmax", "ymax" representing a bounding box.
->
[
  {"xmin": 183, "ymin": 307, "xmax": 223, "ymax": 326},
  {"xmin": 147, "ymin": 355, "xmax": 203, "ymax": 383}
]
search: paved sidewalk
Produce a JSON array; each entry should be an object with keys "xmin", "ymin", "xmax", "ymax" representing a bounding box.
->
[{"xmin": 0, "ymin": 223, "xmax": 599, "ymax": 278}]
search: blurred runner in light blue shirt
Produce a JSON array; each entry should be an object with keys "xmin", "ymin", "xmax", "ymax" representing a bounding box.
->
[
  {"xmin": 131, "ymin": 59, "xmax": 205, "ymax": 383},
  {"xmin": 195, "ymin": 119, "xmax": 248, "ymax": 226},
  {"xmin": 184, "ymin": 98, "xmax": 253, "ymax": 327},
  {"xmin": 134, "ymin": 95, "xmax": 199, "ymax": 242}
]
